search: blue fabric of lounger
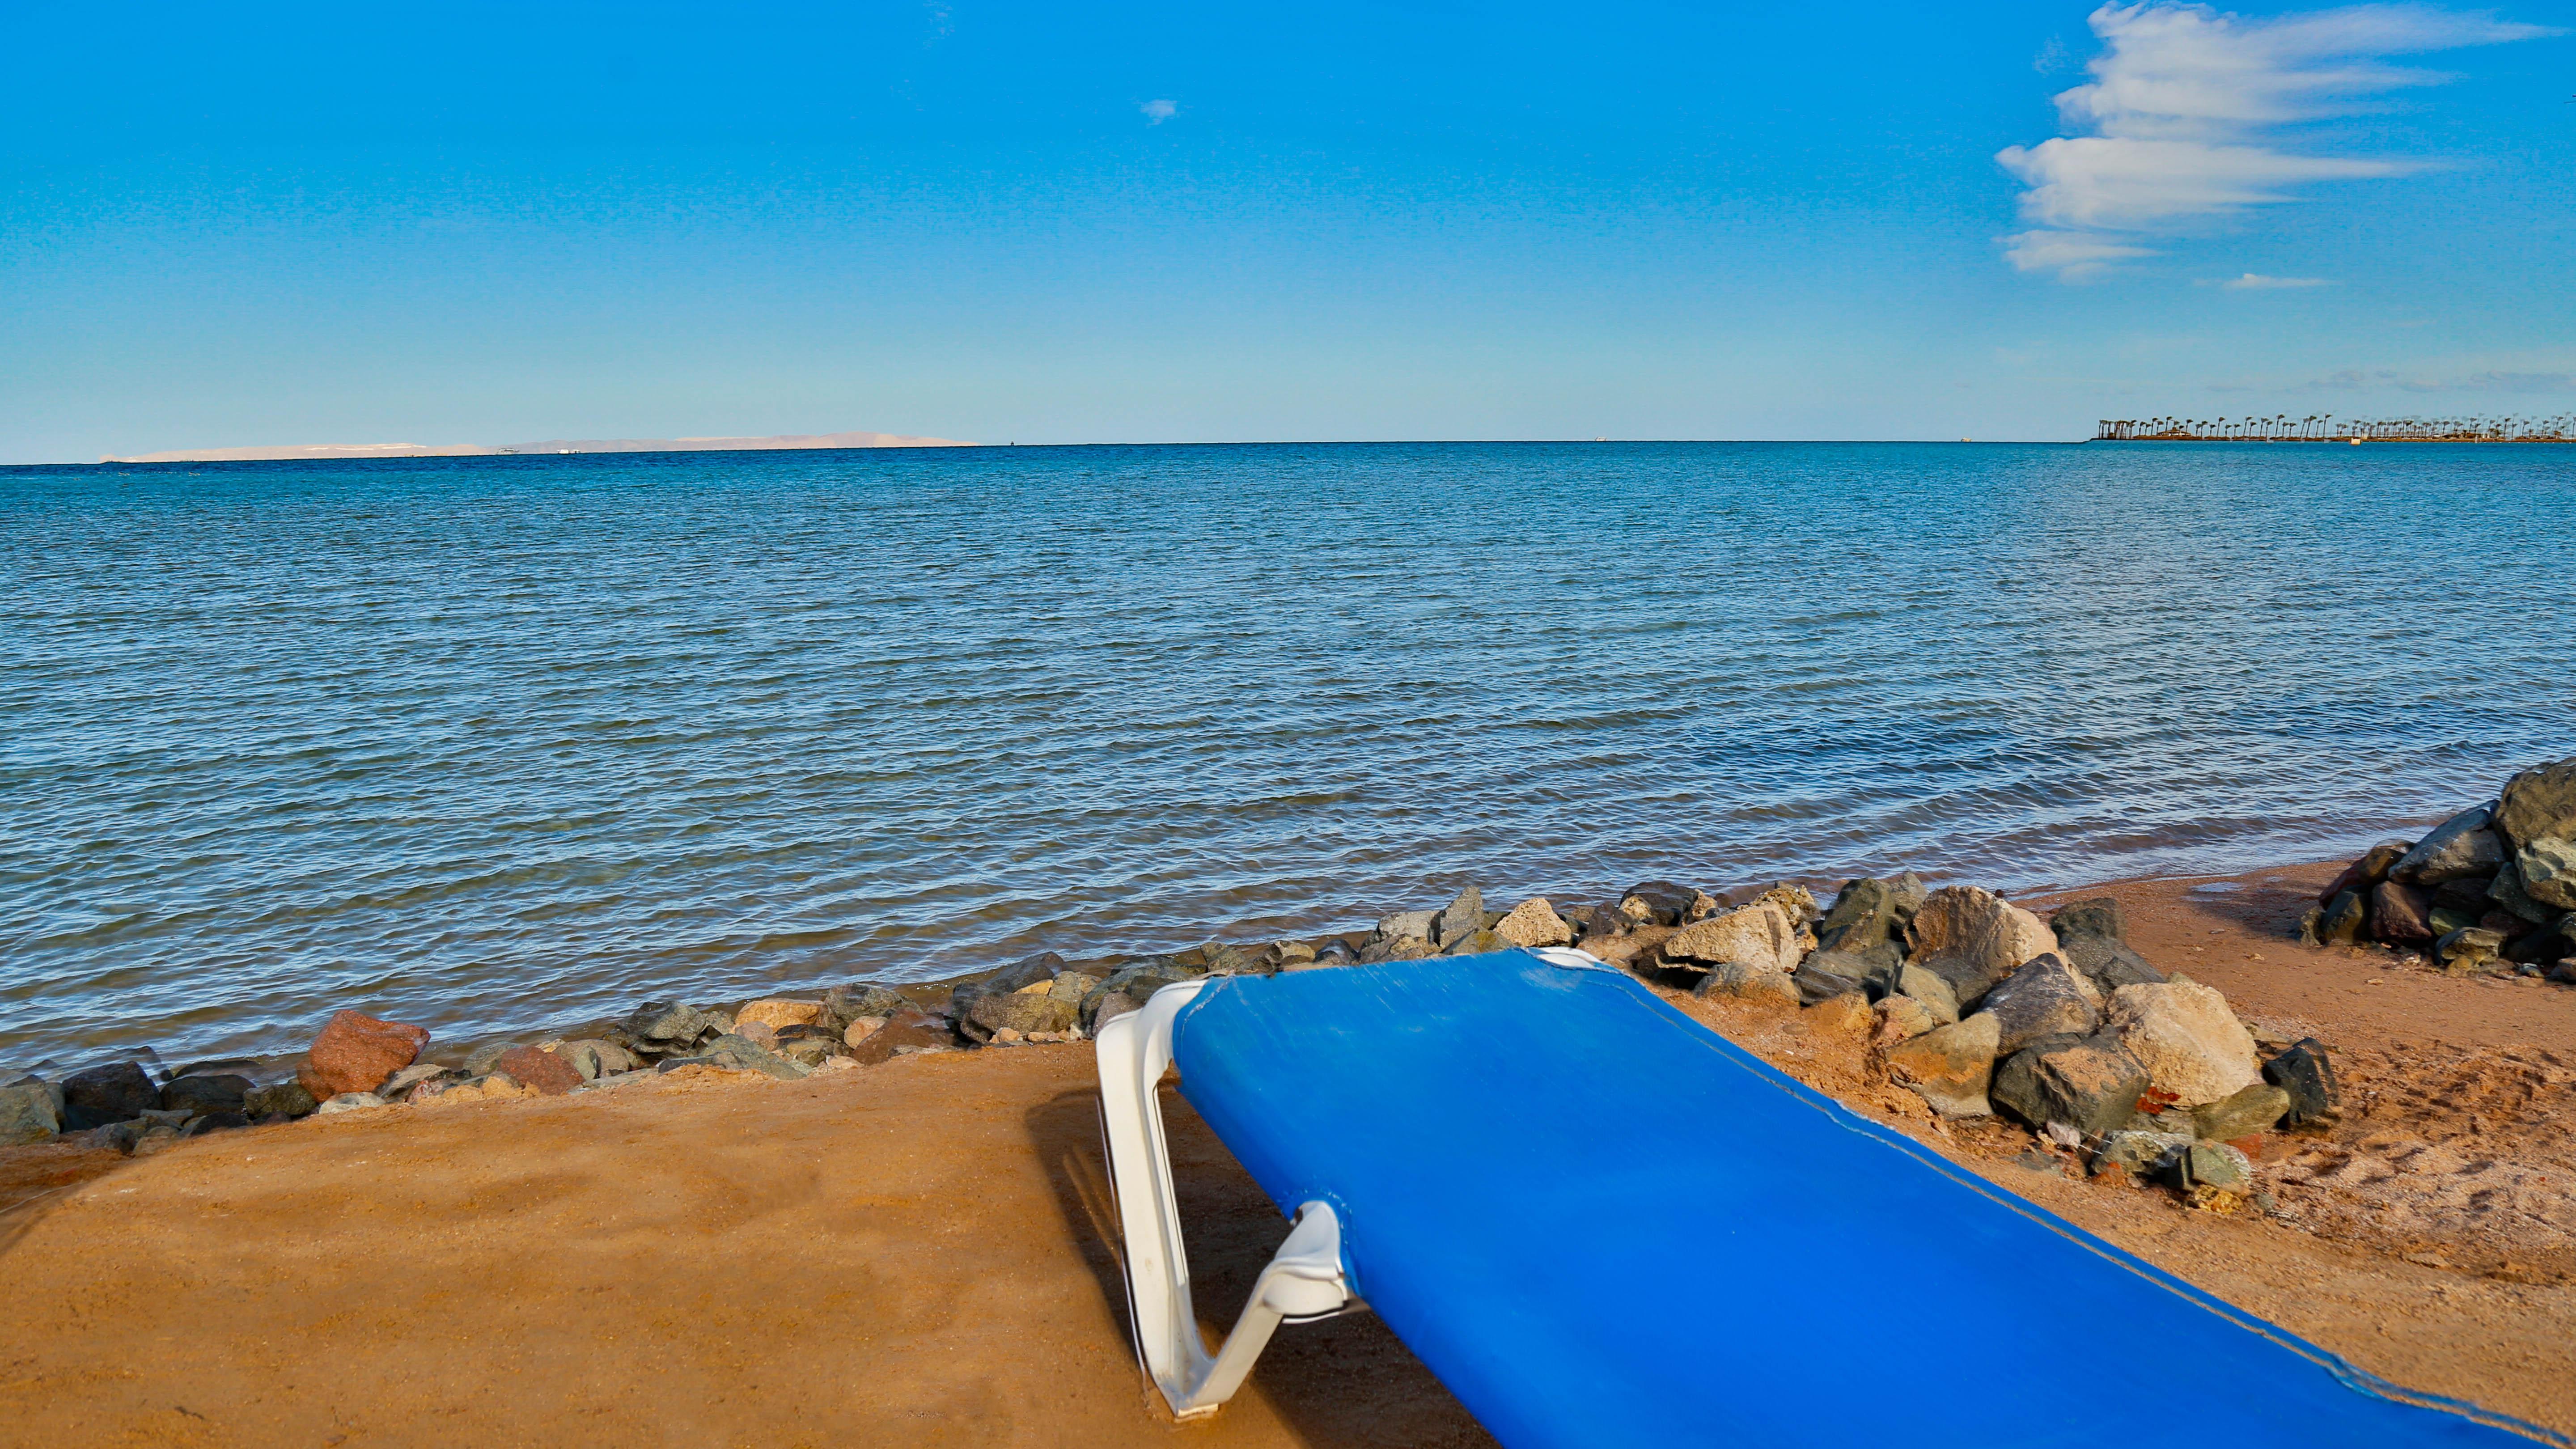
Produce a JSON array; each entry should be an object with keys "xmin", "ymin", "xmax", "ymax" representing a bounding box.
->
[{"xmin": 1169, "ymin": 948, "xmax": 2555, "ymax": 1449}]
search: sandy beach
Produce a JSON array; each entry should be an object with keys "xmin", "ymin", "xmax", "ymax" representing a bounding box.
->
[{"xmin": 2, "ymin": 860, "xmax": 2572, "ymax": 1448}]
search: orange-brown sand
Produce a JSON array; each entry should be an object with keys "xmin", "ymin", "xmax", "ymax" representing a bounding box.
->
[{"xmin": 1, "ymin": 865, "xmax": 2570, "ymax": 1447}]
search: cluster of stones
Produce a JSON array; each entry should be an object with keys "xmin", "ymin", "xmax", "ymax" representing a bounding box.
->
[
  {"xmin": 1438, "ymin": 873, "xmax": 2336, "ymax": 1203},
  {"xmin": 0, "ymin": 984, "xmax": 963, "ymax": 1152},
  {"xmin": 3, "ymin": 870, "xmax": 2349, "ymax": 1207},
  {"xmin": 2300, "ymin": 758, "xmax": 2576, "ymax": 981}
]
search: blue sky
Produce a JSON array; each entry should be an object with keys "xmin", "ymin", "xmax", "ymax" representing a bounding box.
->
[{"xmin": 3, "ymin": 1, "xmax": 2569, "ymax": 460}]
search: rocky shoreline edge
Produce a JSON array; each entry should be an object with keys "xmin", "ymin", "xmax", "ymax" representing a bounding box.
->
[{"xmin": 7, "ymin": 758, "xmax": 2572, "ymax": 1221}]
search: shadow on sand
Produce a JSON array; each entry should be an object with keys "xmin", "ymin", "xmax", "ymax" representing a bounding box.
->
[{"xmin": 1025, "ymin": 1082, "xmax": 1499, "ymax": 1449}]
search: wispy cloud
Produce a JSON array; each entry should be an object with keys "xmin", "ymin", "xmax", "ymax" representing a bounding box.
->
[
  {"xmin": 2209, "ymin": 272, "xmax": 2336, "ymax": 288},
  {"xmin": 1997, "ymin": 3, "xmax": 2555, "ymax": 279},
  {"xmin": 2306, "ymin": 367, "xmax": 2575, "ymax": 393},
  {"xmin": 1140, "ymin": 98, "xmax": 1177, "ymax": 125}
]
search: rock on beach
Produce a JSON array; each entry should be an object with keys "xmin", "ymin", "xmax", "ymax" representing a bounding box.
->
[
  {"xmin": 298, "ymin": 1010, "xmax": 431, "ymax": 1100},
  {"xmin": 1905, "ymin": 887, "xmax": 2057, "ymax": 1011},
  {"xmin": 1661, "ymin": 900, "xmax": 1801, "ymax": 976},
  {"xmin": 60, "ymin": 1062, "xmax": 157, "ymax": 1131},
  {"xmin": 2105, "ymin": 979, "xmax": 2259, "ymax": 1107},
  {"xmin": 1883, "ymin": 1012, "xmax": 2000, "ymax": 1118}
]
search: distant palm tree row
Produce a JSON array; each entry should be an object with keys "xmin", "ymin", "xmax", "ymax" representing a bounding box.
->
[{"xmin": 2094, "ymin": 414, "xmax": 2576, "ymax": 442}]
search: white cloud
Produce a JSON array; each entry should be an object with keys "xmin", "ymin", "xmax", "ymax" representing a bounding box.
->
[
  {"xmin": 2002, "ymin": 229, "xmax": 2160, "ymax": 277},
  {"xmin": 2212, "ymin": 272, "xmax": 2337, "ymax": 287},
  {"xmin": 1140, "ymin": 98, "xmax": 1177, "ymax": 125},
  {"xmin": 1996, "ymin": 3, "xmax": 2555, "ymax": 278}
]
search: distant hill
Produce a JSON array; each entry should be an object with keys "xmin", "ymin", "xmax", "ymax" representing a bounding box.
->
[{"xmin": 100, "ymin": 429, "xmax": 975, "ymax": 464}]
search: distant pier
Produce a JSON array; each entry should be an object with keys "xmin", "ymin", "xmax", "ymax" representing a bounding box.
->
[{"xmin": 2094, "ymin": 415, "xmax": 2576, "ymax": 442}]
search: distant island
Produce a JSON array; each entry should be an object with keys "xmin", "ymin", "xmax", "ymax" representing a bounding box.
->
[
  {"xmin": 2094, "ymin": 415, "xmax": 2574, "ymax": 443},
  {"xmin": 100, "ymin": 429, "xmax": 976, "ymax": 464}
]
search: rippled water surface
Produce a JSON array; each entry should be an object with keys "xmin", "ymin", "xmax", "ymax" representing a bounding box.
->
[{"xmin": 5, "ymin": 442, "xmax": 2572, "ymax": 1065}]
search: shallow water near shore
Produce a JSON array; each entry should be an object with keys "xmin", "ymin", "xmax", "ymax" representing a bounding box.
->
[{"xmin": 4, "ymin": 441, "xmax": 2573, "ymax": 1067}]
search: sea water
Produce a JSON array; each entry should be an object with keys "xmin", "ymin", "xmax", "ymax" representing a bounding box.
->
[{"xmin": 4, "ymin": 441, "xmax": 2571, "ymax": 1064}]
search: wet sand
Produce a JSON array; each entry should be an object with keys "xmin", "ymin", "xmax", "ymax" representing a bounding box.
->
[{"xmin": 2, "ymin": 864, "xmax": 2571, "ymax": 1447}]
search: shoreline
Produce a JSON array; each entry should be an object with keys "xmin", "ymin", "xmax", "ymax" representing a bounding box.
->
[{"xmin": 2, "ymin": 852, "xmax": 2572, "ymax": 1445}]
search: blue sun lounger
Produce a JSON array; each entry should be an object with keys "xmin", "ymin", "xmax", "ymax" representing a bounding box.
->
[{"xmin": 1093, "ymin": 946, "xmax": 2559, "ymax": 1448}]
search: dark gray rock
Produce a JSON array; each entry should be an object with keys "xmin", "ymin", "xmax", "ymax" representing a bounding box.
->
[
  {"xmin": 73, "ymin": 1121, "xmax": 147, "ymax": 1154},
  {"xmin": 2049, "ymin": 897, "xmax": 2127, "ymax": 947},
  {"xmin": 1300, "ymin": 940, "xmax": 1359, "ymax": 969},
  {"xmin": 183, "ymin": 1111, "xmax": 252, "ymax": 1136},
  {"xmin": 1433, "ymin": 887, "xmax": 1486, "ymax": 946},
  {"xmin": 2191, "ymin": 1083, "xmax": 2291, "ymax": 1141},
  {"xmin": 2262, "ymin": 1038, "xmax": 2338, "ymax": 1127},
  {"xmin": 245, "ymin": 1080, "xmax": 319, "ymax": 1120},
  {"xmin": 2318, "ymin": 890, "xmax": 2368, "ymax": 946},
  {"xmin": 2059, "ymin": 935, "xmax": 2167, "ymax": 993},
  {"xmin": 60, "ymin": 1061, "xmax": 157, "ymax": 1131},
  {"xmin": 2090, "ymin": 1129, "xmax": 2191, "ymax": 1180},
  {"xmin": 2488, "ymin": 861, "xmax": 2560, "ymax": 926},
  {"xmin": 1441, "ymin": 927, "xmax": 1505, "ymax": 957},
  {"xmin": 0, "ymin": 1077, "xmax": 61, "ymax": 1144},
  {"xmin": 1561, "ymin": 904, "xmax": 1630, "ymax": 941},
  {"xmin": 1814, "ymin": 878, "xmax": 1909, "ymax": 968},
  {"xmin": 1618, "ymin": 880, "xmax": 1714, "ymax": 928},
  {"xmin": 620, "ymin": 1001, "xmax": 720, "ymax": 1052},
  {"xmin": 2431, "ymin": 876, "xmax": 2498, "ymax": 913},
  {"xmin": 1982, "ymin": 954, "xmax": 2104, "ymax": 1056},
  {"xmin": 2495, "ymin": 758, "xmax": 2576, "ymax": 853},
  {"xmin": 2390, "ymin": 806, "xmax": 2507, "ymax": 886},
  {"xmin": 1792, "ymin": 950, "xmax": 1873, "ymax": 1006},
  {"xmin": 160, "ymin": 1074, "xmax": 253, "ymax": 1116},
  {"xmin": 1991, "ymin": 1032, "xmax": 2150, "ymax": 1142},
  {"xmin": 2505, "ymin": 914, "xmax": 2576, "ymax": 966}
]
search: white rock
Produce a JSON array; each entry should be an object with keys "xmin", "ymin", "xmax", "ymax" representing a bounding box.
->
[
  {"xmin": 1905, "ymin": 886, "xmax": 2058, "ymax": 1009},
  {"xmin": 1662, "ymin": 901, "xmax": 1801, "ymax": 975},
  {"xmin": 2106, "ymin": 979, "xmax": 2260, "ymax": 1106},
  {"xmin": 315, "ymin": 1092, "xmax": 387, "ymax": 1115}
]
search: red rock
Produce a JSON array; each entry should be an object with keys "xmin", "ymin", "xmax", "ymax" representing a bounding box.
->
[
  {"xmin": 846, "ymin": 1009, "xmax": 958, "ymax": 1067},
  {"xmin": 493, "ymin": 1045, "xmax": 583, "ymax": 1096},
  {"xmin": 2322, "ymin": 840, "xmax": 2417, "ymax": 907},
  {"xmin": 2368, "ymin": 880, "xmax": 2433, "ymax": 946},
  {"xmin": 297, "ymin": 1010, "xmax": 431, "ymax": 1099}
]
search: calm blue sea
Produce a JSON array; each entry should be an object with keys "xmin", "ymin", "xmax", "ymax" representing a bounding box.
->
[{"xmin": 4, "ymin": 441, "xmax": 2572, "ymax": 1067}]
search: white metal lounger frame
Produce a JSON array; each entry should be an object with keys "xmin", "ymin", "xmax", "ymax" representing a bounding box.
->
[{"xmin": 1093, "ymin": 978, "xmax": 1360, "ymax": 1419}]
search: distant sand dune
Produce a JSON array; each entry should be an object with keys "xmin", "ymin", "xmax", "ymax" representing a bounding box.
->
[{"xmin": 100, "ymin": 429, "xmax": 975, "ymax": 463}]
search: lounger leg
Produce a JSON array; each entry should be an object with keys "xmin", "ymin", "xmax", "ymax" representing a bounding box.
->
[{"xmin": 1094, "ymin": 983, "xmax": 1356, "ymax": 1419}]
